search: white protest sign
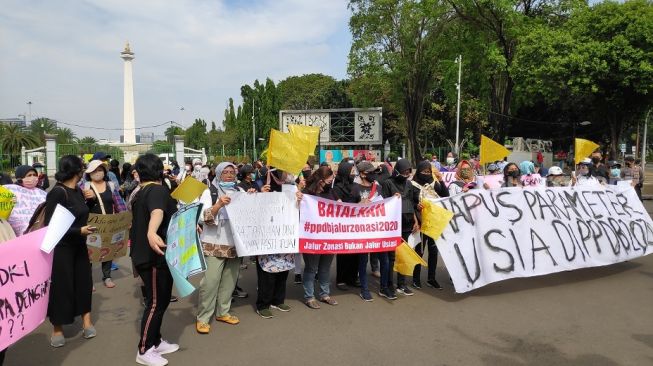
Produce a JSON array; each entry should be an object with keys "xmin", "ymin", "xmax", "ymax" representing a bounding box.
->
[
  {"xmin": 40, "ymin": 204, "xmax": 75, "ymax": 253},
  {"xmin": 225, "ymin": 191, "xmax": 299, "ymax": 256},
  {"xmin": 299, "ymin": 195, "xmax": 402, "ymax": 254},
  {"xmin": 433, "ymin": 186, "xmax": 653, "ymax": 293}
]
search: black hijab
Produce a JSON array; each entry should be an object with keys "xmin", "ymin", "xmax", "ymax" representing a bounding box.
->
[
  {"xmin": 333, "ymin": 162, "xmax": 356, "ymax": 202},
  {"xmin": 413, "ymin": 160, "xmax": 434, "ymax": 185}
]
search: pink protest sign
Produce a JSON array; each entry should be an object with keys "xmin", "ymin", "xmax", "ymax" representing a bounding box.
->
[{"xmin": 0, "ymin": 228, "xmax": 51, "ymax": 350}]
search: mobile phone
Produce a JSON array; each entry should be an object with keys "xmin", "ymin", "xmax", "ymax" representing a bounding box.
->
[{"xmin": 88, "ymin": 226, "xmax": 98, "ymax": 232}]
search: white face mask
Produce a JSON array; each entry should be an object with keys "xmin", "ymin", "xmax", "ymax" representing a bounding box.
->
[
  {"xmin": 185, "ymin": 166, "xmax": 192, "ymax": 172},
  {"xmin": 90, "ymin": 171, "xmax": 105, "ymax": 182},
  {"xmin": 446, "ymin": 157, "xmax": 455, "ymax": 165}
]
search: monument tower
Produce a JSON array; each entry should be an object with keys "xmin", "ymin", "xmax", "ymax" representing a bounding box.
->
[{"xmin": 121, "ymin": 42, "xmax": 136, "ymax": 144}]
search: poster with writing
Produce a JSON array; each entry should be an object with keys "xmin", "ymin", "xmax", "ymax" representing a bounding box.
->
[
  {"xmin": 4, "ymin": 185, "xmax": 46, "ymax": 235},
  {"xmin": 432, "ymin": 186, "xmax": 653, "ymax": 293},
  {"xmin": 165, "ymin": 202, "xmax": 205, "ymax": 297},
  {"xmin": 299, "ymin": 195, "xmax": 402, "ymax": 254},
  {"xmin": 86, "ymin": 212, "xmax": 133, "ymax": 263},
  {"xmin": 225, "ymin": 191, "xmax": 299, "ymax": 256},
  {"xmin": 440, "ymin": 172, "xmax": 456, "ymax": 188},
  {"xmin": 0, "ymin": 228, "xmax": 51, "ymax": 350},
  {"xmin": 0, "ymin": 186, "xmax": 16, "ymax": 220}
]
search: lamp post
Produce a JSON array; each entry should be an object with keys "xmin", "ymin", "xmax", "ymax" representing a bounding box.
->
[
  {"xmin": 27, "ymin": 101, "xmax": 32, "ymax": 125},
  {"xmin": 252, "ymin": 98, "xmax": 257, "ymax": 160},
  {"xmin": 454, "ymin": 55, "xmax": 462, "ymax": 156},
  {"xmin": 643, "ymin": 108, "xmax": 651, "ymax": 165}
]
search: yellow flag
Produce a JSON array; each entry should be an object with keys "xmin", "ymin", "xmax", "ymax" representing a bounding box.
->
[
  {"xmin": 268, "ymin": 129, "xmax": 306, "ymax": 174},
  {"xmin": 0, "ymin": 186, "xmax": 15, "ymax": 220},
  {"xmin": 480, "ymin": 135, "xmax": 510, "ymax": 165},
  {"xmin": 393, "ymin": 241, "xmax": 427, "ymax": 276},
  {"xmin": 574, "ymin": 138, "xmax": 600, "ymax": 164},
  {"xmin": 288, "ymin": 125, "xmax": 319, "ymax": 157},
  {"xmin": 420, "ymin": 199, "xmax": 454, "ymax": 239},
  {"xmin": 171, "ymin": 176, "xmax": 208, "ymax": 203}
]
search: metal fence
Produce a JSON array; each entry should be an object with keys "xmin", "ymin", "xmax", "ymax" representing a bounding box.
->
[{"xmin": 57, "ymin": 144, "xmax": 125, "ymax": 162}]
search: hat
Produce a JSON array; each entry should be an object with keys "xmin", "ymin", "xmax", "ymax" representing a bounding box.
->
[
  {"xmin": 547, "ymin": 166, "xmax": 563, "ymax": 176},
  {"xmin": 91, "ymin": 151, "xmax": 111, "ymax": 161},
  {"xmin": 487, "ymin": 163, "xmax": 499, "ymax": 171},
  {"xmin": 357, "ymin": 161, "xmax": 380, "ymax": 173},
  {"xmin": 579, "ymin": 158, "xmax": 592, "ymax": 165},
  {"xmin": 14, "ymin": 165, "xmax": 37, "ymax": 179},
  {"xmin": 85, "ymin": 160, "xmax": 106, "ymax": 174},
  {"xmin": 609, "ymin": 161, "xmax": 621, "ymax": 168}
]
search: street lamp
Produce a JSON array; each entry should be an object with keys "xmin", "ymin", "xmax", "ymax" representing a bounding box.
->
[
  {"xmin": 27, "ymin": 101, "xmax": 32, "ymax": 125},
  {"xmin": 252, "ymin": 98, "xmax": 256, "ymax": 161},
  {"xmin": 454, "ymin": 55, "xmax": 462, "ymax": 156}
]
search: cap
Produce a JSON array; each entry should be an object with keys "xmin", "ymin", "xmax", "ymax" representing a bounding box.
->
[
  {"xmin": 547, "ymin": 166, "xmax": 563, "ymax": 176},
  {"xmin": 357, "ymin": 161, "xmax": 380, "ymax": 173},
  {"xmin": 91, "ymin": 151, "xmax": 111, "ymax": 161},
  {"xmin": 85, "ymin": 160, "xmax": 106, "ymax": 174},
  {"xmin": 487, "ymin": 163, "xmax": 499, "ymax": 171},
  {"xmin": 580, "ymin": 158, "xmax": 592, "ymax": 165}
]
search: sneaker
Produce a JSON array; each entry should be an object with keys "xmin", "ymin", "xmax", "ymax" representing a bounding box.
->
[
  {"xmin": 396, "ymin": 286, "xmax": 414, "ymax": 296},
  {"xmin": 371, "ymin": 270, "xmax": 381, "ymax": 278},
  {"xmin": 195, "ymin": 322, "xmax": 210, "ymax": 334},
  {"xmin": 111, "ymin": 263, "xmax": 119, "ymax": 271},
  {"xmin": 82, "ymin": 326, "xmax": 97, "ymax": 339},
  {"xmin": 378, "ymin": 288, "xmax": 397, "ymax": 300},
  {"xmin": 336, "ymin": 282, "xmax": 348, "ymax": 291},
  {"xmin": 294, "ymin": 274, "xmax": 302, "ymax": 284},
  {"xmin": 103, "ymin": 278, "xmax": 116, "ymax": 288},
  {"xmin": 169, "ymin": 296, "xmax": 178, "ymax": 303},
  {"xmin": 411, "ymin": 282, "xmax": 421, "ymax": 289},
  {"xmin": 154, "ymin": 340, "xmax": 179, "ymax": 355},
  {"xmin": 270, "ymin": 304, "xmax": 291, "ymax": 312},
  {"xmin": 232, "ymin": 286, "xmax": 248, "ymax": 298},
  {"xmin": 50, "ymin": 333, "xmax": 65, "ymax": 348},
  {"xmin": 256, "ymin": 308, "xmax": 274, "ymax": 319},
  {"xmin": 359, "ymin": 291, "xmax": 374, "ymax": 302},
  {"xmin": 426, "ymin": 279, "xmax": 443, "ymax": 290},
  {"xmin": 136, "ymin": 346, "xmax": 168, "ymax": 366}
]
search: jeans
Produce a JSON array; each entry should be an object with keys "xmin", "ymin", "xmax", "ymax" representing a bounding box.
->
[
  {"xmin": 359, "ymin": 254, "xmax": 369, "ymax": 293},
  {"xmin": 302, "ymin": 254, "xmax": 334, "ymax": 300},
  {"xmin": 369, "ymin": 252, "xmax": 380, "ymax": 272},
  {"xmin": 378, "ymin": 251, "xmax": 391, "ymax": 290},
  {"xmin": 101, "ymin": 260, "xmax": 112, "ymax": 280},
  {"xmin": 414, "ymin": 235, "xmax": 438, "ymax": 282}
]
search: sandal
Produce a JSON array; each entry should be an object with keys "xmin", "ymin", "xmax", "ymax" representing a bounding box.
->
[
  {"xmin": 319, "ymin": 296, "xmax": 338, "ymax": 306},
  {"xmin": 196, "ymin": 321, "xmax": 210, "ymax": 334},
  {"xmin": 304, "ymin": 298, "xmax": 320, "ymax": 309},
  {"xmin": 216, "ymin": 314, "xmax": 240, "ymax": 325}
]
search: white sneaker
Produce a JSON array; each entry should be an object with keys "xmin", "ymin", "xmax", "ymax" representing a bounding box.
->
[
  {"xmin": 136, "ymin": 346, "xmax": 168, "ymax": 366},
  {"xmin": 154, "ymin": 340, "xmax": 179, "ymax": 355}
]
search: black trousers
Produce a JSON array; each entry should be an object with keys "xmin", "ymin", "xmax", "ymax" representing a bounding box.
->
[
  {"xmin": 0, "ymin": 349, "xmax": 5, "ymax": 366},
  {"xmin": 414, "ymin": 235, "xmax": 438, "ymax": 282},
  {"xmin": 256, "ymin": 261, "xmax": 289, "ymax": 310},
  {"xmin": 136, "ymin": 263, "xmax": 173, "ymax": 354},
  {"xmin": 336, "ymin": 253, "xmax": 359, "ymax": 285}
]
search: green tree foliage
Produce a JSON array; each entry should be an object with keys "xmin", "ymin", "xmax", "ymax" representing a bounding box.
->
[
  {"xmin": 55, "ymin": 127, "xmax": 77, "ymax": 144},
  {"xmin": 278, "ymin": 74, "xmax": 352, "ymax": 110},
  {"xmin": 164, "ymin": 125, "xmax": 184, "ymax": 143},
  {"xmin": 349, "ymin": 0, "xmax": 453, "ymax": 163},
  {"xmin": 78, "ymin": 136, "xmax": 98, "ymax": 144},
  {"xmin": 29, "ymin": 118, "xmax": 59, "ymax": 144},
  {"xmin": 184, "ymin": 119, "xmax": 208, "ymax": 150},
  {"xmin": 514, "ymin": 0, "xmax": 653, "ymax": 157},
  {"xmin": 0, "ymin": 124, "xmax": 40, "ymax": 154}
]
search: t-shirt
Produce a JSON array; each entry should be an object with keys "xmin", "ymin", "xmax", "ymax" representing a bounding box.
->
[
  {"xmin": 130, "ymin": 183, "xmax": 178, "ymax": 267},
  {"xmin": 89, "ymin": 186, "xmax": 115, "ymax": 215}
]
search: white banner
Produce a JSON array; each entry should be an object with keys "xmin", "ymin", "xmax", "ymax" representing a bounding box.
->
[
  {"xmin": 299, "ymin": 195, "xmax": 402, "ymax": 254},
  {"xmin": 225, "ymin": 191, "xmax": 299, "ymax": 256},
  {"xmin": 432, "ymin": 186, "xmax": 653, "ymax": 293}
]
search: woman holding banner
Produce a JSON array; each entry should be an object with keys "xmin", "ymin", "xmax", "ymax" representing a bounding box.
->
[
  {"xmin": 82, "ymin": 160, "xmax": 127, "ymax": 289},
  {"xmin": 196, "ymin": 162, "xmax": 243, "ymax": 333},
  {"xmin": 412, "ymin": 160, "xmax": 449, "ymax": 290},
  {"xmin": 448, "ymin": 160, "xmax": 478, "ymax": 196},
  {"xmin": 5, "ymin": 165, "xmax": 47, "ymax": 236},
  {"xmin": 299, "ymin": 166, "xmax": 339, "ymax": 309},
  {"xmin": 44, "ymin": 155, "xmax": 97, "ymax": 348},
  {"xmin": 333, "ymin": 161, "xmax": 361, "ymax": 291},
  {"xmin": 130, "ymin": 153, "xmax": 180, "ymax": 365},
  {"xmin": 502, "ymin": 163, "xmax": 523, "ymax": 188}
]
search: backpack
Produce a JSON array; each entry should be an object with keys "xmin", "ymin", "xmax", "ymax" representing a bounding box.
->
[{"xmin": 24, "ymin": 186, "xmax": 68, "ymax": 235}]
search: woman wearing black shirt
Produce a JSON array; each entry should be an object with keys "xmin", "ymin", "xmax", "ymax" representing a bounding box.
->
[
  {"xmin": 130, "ymin": 154, "xmax": 180, "ymax": 366},
  {"xmin": 45, "ymin": 155, "xmax": 97, "ymax": 348}
]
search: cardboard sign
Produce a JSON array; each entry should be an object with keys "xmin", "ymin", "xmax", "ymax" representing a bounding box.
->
[{"xmin": 86, "ymin": 212, "xmax": 132, "ymax": 262}]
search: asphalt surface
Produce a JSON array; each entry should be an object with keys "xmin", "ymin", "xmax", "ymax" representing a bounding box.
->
[{"xmin": 3, "ymin": 173, "xmax": 653, "ymax": 366}]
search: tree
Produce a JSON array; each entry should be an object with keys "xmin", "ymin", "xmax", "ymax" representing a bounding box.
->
[
  {"xmin": 29, "ymin": 118, "xmax": 59, "ymax": 144},
  {"xmin": 184, "ymin": 119, "xmax": 207, "ymax": 150},
  {"xmin": 0, "ymin": 124, "xmax": 39, "ymax": 154},
  {"xmin": 164, "ymin": 125, "xmax": 184, "ymax": 144},
  {"xmin": 278, "ymin": 74, "xmax": 351, "ymax": 110},
  {"xmin": 513, "ymin": 0, "xmax": 653, "ymax": 157},
  {"xmin": 78, "ymin": 136, "xmax": 98, "ymax": 144},
  {"xmin": 151, "ymin": 140, "xmax": 173, "ymax": 154},
  {"xmin": 349, "ymin": 0, "xmax": 453, "ymax": 163},
  {"xmin": 55, "ymin": 127, "xmax": 77, "ymax": 144}
]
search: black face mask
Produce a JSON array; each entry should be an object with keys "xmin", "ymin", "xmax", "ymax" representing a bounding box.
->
[
  {"xmin": 591, "ymin": 157, "xmax": 600, "ymax": 164},
  {"xmin": 322, "ymin": 184, "xmax": 331, "ymax": 193},
  {"xmin": 507, "ymin": 170, "xmax": 520, "ymax": 178},
  {"xmin": 419, "ymin": 173, "xmax": 434, "ymax": 184},
  {"xmin": 302, "ymin": 170, "xmax": 312, "ymax": 179},
  {"xmin": 395, "ymin": 175, "xmax": 407, "ymax": 183},
  {"xmin": 348, "ymin": 175, "xmax": 355, "ymax": 184},
  {"xmin": 365, "ymin": 173, "xmax": 377, "ymax": 182}
]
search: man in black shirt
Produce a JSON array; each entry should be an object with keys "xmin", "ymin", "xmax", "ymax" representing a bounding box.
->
[{"xmin": 590, "ymin": 151, "xmax": 610, "ymax": 183}]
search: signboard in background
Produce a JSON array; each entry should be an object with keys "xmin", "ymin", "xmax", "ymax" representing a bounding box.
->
[
  {"xmin": 432, "ymin": 186, "xmax": 653, "ymax": 293},
  {"xmin": 320, "ymin": 150, "xmax": 381, "ymax": 164},
  {"xmin": 299, "ymin": 195, "xmax": 402, "ymax": 254},
  {"xmin": 86, "ymin": 211, "xmax": 132, "ymax": 262},
  {"xmin": 226, "ymin": 191, "xmax": 299, "ymax": 256},
  {"xmin": 165, "ymin": 202, "xmax": 205, "ymax": 297}
]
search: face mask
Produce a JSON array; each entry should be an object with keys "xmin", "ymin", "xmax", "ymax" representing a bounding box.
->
[
  {"xmin": 185, "ymin": 166, "xmax": 191, "ymax": 172},
  {"xmin": 578, "ymin": 169, "xmax": 589, "ymax": 176},
  {"xmin": 365, "ymin": 172, "xmax": 377, "ymax": 182},
  {"xmin": 302, "ymin": 170, "xmax": 312, "ymax": 179},
  {"xmin": 611, "ymin": 168, "xmax": 620, "ymax": 177},
  {"xmin": 219, "ymin": 181, "xmax": 236, "ymax": 188},
  {"xmin": 250, "ymin": 173, "xmax": 256, "ymax": 181},
  {"xmin": 508, "ymin": 170, "xmax": 520, "ymax": 178},
  {"xmin": 21, "ymin": 176, "xmax": 38, "ymax": 189},
  {"xmin": 420, "ymin": 172, "xmax": 434, "ymax": 184},
  {"xmin": 460, "ymin": 169, "xmax": 473, "ymax": 180},
  {"xmin": 446, "ymin": 157, "xmax": 455, "ymax": 165},
  {"xmin": 591, "ymin": 157, "xmax": 600, "ymax": 164},
  {"xmin": 348, "ymin": 174, "xmax": 356, "ymax": 183},
  {"xmin": 90, "ymin": 171, "xmax": 104, "ymax": 182}
]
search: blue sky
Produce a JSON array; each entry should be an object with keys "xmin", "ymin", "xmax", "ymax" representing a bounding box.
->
[{"xmin": 0, "ymin": 0, "xmax": 352, "ymax": 140}]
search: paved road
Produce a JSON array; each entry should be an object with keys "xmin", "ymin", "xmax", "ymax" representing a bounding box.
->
[{"xmin": 4, "ymin": 193, "xmax": 653, "ymax": 366}]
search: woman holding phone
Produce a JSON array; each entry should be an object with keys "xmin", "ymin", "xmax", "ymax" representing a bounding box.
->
[{"xmin": 44, "ymin": 155, "xmax": 98, "ymax": 348}]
